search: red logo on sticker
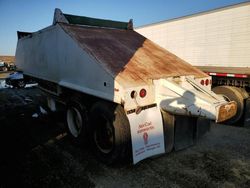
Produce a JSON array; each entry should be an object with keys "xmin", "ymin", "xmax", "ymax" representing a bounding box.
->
[{"xmin": 143, "ymin": 132, "xmax": 148, "ymax": 145}]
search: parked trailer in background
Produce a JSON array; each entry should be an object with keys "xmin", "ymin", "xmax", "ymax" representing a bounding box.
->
[
  {"xmin": 136, "ymin": 1, "xmax": 250, "ymax": 125},
  {"xmin": 15, "ymin": 9, "xmax": 236, "ymax": 164}
]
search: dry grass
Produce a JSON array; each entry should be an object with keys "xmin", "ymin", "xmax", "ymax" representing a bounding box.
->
[{"xmin": 0, "ymin": 55, "xmax": 15, "ymax": 63}]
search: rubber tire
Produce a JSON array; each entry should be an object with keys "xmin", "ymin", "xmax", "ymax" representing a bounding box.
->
[
  {"xmin": 212, "ymin": 86, "xmax": 244, "ymax": 124},
  {"xmin": 89, "ymin": 101, "xmax": 131, "ymax": 164},
  {"xmin": 66, "ymin": 98, "xmax": 88, "ymax": 144}
]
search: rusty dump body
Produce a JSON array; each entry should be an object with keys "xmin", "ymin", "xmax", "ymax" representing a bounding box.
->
[
  {"xmin": 14, "ymin": 9, "xmax": 239, "ymax": 165},
  {"xmin": 60, "ymin": 23, "xmax": 207, "ymax": 87},
  {"xmin": 15, "ymin": 9, "xmax": 237, "ymax": 123}
]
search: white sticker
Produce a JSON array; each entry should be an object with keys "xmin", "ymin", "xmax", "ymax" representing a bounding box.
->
[{"xmin": 127, "ymin": 107, "xmax": 165, "ymax": 164}]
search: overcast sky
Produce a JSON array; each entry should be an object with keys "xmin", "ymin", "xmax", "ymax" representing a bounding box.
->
[{"xmin": 0, "ymin": 0, "xmax": 249, "ymax": 55}]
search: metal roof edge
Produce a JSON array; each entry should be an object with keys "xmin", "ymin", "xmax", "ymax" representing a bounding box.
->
[{"xmin": 136, "ymin": 1, "xmax": 250, "ymax": 29}]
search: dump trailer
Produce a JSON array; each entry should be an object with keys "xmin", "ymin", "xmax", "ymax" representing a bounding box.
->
[
  {"xmin": 15, "ymin": 9, "xmax": 237, "ymax": 164},
  {"xmin": 136, "ymin": 2, "xmax": 250, "ymax": 125}
]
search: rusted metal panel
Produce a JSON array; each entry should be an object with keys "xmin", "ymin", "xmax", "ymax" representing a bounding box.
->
[
  {"xmin": 60, "ymin": 23, "xmax": 207, "ymax": 87},
  {"xmin": 216, "ymin": 101, "xmax": 237, "ymax": 123}
]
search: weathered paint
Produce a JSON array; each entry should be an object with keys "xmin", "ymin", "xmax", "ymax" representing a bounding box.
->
[
  {"xmin": 15, "ymin": 9, "xmax": 237, "ymax": 122},
  {"xmin": 60, "ymin": 23, "xmax": 207, "ymax": 88},
  {"xmin": 154, "ymin": 77, "xmax": 237, "ymax": 121},
  {"xmin": 216, "ymin": 101, "xmax": 237, "ymax": 123},
  {"xmin": 15, "ymin": 24, "xmax": 116, "ymax": 103}
]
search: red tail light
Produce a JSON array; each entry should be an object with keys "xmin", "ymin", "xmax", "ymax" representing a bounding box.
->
[
  {"xmin": 200, "ymin": 80, "xmax": 205, "ymax": 85},
  {"xmin": 139, "ymin": 89, "xmax": 147, "ymax": 98},
  {"xmin": 205, "ymin": 79, "xmax": 209, "ymax": 86}
]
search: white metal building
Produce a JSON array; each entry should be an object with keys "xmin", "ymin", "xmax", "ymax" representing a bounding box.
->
[{"xmin": 136, "ymin": 2, "xmax": 250, "ymax": 68}]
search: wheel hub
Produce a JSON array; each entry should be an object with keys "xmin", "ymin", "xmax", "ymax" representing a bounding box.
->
[
  {"xmin": 67, "ymin": 107, "xmax": 82, "ymax": 137},
  {"xmin": 94, "ymin": 116, "xmax": 114, "ymax": 154}
]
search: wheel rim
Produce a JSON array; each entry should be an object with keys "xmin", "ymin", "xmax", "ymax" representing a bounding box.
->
[
  {"xmin": 67, "ymin": 107, "xmax": 82, "ymax": 137},
  {"xmin": 94, "ymin": 115, "xmax": 114, "ymax": 154}
]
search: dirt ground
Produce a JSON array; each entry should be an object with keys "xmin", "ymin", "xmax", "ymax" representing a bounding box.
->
[{"xmin": 0, "ymin": 87, "xmax": 250, "ymax": 188}]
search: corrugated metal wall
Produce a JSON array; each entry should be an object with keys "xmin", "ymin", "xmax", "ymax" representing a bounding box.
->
[{"xmin": 136, "ymin": 2, "xmax": 250, "ymax": 68}]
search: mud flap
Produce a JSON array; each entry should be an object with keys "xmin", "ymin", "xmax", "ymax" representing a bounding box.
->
[
  {"xmin": 127, "ymin": 107, "xmax": 165, "ymax": 164},
  {"xmin": 196, "ymin": 117, "xmax": 211, "ymax": 140},
  {"xmin": 174, "ymin": 116, "xmax": 211, "ymax": 150},
  {"xmin": 174, "ymin": 115, "xmax": 197, "ymax": 151},
  {"xmin": 161, "ymin": 110, "xmax": 175, "ymax": 153}
]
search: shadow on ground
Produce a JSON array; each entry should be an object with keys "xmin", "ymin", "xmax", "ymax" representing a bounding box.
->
[{"xmin": 0, "ymin": 88, "xmax": 250, "ymax": 188}]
